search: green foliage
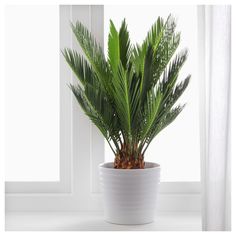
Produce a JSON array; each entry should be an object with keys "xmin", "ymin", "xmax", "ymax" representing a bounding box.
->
[{"xmin": 63, "ymin": 15, "xmax": 190, "ymax": 163}]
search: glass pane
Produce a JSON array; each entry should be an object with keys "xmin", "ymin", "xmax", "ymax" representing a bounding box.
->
[
  {"xmin": 5, "ymin": 6, "xmax": 59, "ymax": 181},
  {"xmin": 104, "ymin": 5, "xmax": 200, "ymax": 181}
]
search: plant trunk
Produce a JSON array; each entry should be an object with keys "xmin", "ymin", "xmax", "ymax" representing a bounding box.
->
[{"xmin": 114, "ymin": 152, "xmax": 145, "ymax": 169}]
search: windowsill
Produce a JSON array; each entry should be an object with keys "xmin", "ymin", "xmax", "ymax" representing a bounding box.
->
[{"xmin": 5, "ymin": 211, "xmax": 202, "ymax": 231}]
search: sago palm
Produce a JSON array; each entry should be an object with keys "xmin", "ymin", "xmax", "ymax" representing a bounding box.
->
[{"xmin": 62, "ymin": 15, "xmax": 190, "ymax": 169}]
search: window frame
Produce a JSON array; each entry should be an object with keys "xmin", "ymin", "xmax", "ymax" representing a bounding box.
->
[{"xmin": 5, "ymin": 5, "xmax": 202, "ymax": 212}]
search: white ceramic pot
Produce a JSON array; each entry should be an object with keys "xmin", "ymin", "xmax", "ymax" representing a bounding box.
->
[{"xmin": 99, "ymin": 162, "xmax": 160, "ymax": 225}]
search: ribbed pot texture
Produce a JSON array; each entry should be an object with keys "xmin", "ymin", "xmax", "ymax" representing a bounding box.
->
[{"xmin": 99, "ymin": 162, "xmax": 161, "ymax": 225}]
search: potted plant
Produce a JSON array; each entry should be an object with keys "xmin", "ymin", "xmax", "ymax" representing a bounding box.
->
[{"xmin": 63, "ymin": 15, "xmax": 190, "ymax": 225}]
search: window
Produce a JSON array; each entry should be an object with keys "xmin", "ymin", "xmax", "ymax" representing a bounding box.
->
[
  {"xmin": 5, "ymin": 5, "xmax": 72, "ymax": 194},
  {"xmin": 104, "ymin": 5, "xmax": 200, "ymax": 182},
  {"xmin": 5, "ymin": 5, "xmax": 60, "ymax": 182}
]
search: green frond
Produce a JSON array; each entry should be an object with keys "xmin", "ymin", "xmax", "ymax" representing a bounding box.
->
[
  {"xmin": 140, "ymin": 87, "xmax": 163, "ymax": 141},
  {"xmin": 132, "ymin": 44, "xmax": 145, "ymax": 74},
  {"xmin": 132, "ymin": 15, "xmax": 181, "ymax": 104},
  {"xmin": 62, "ymin": 48, "xmax": 97, "ymax": 87},
  {"xmin": 71, "ymin": 22, "xmax": 112, "ymax": 96},
  {"xmin": 142, "ymin": 105, "xmax": 185, "ymax": 154},
  {"xmin": 119, "ymin": 19, "xmax": 131, "ymax": 70},
  {"xmin": 108, "ymin": 20, "xmax": 120, "ymax": 74},
  {"xmin": 129, "ymin": 72, "xmax": 142, "ymax": 132},
  {"xmin": 111, "ymin": 63, "xmax": 132, "ymax": 142},
  {"xmin": 144, "ymin": 16, "xmax": 165, "ymax": 51},
  {"xmin": 160, "ymin": 49, "xmax": 188, "ymax": 98},
  {"xmin": 140, "ymin": 45, "xmax": 154, "ymax": 106},
  {"xmin": 70, "ymin": 84, "xmax": 119, "ymax": 153},
  {"xmin": 108, "ymin": 19, "xmax": 132, "ymax": 73},
  {"xmin": 153, "ymin": 16, "xmax": 181, "ymax": 81},
  {"xmin": 70, "ymin": 84, "xmax": 107, "ymax": 137},
  {"xmin": 165, "ymin": 75, "xmax": 191, "ymax": 108},
  {"xmin": 132, "ymin": 15, "xmax": 175, "ymax": 76}
]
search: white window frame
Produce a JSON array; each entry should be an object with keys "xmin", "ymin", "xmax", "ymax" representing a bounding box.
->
[{"xmin": 5, "ymin": 5, "xmax": 203, "ymax": 212}]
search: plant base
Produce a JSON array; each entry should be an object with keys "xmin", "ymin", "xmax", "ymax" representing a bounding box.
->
[{"xmin": 114, "ymin": 154, "xmax": 145, "ymax": 169}]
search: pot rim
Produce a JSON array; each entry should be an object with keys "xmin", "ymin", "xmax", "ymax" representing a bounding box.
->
[{"xmin": 99, "ymin": 162, "xmax": 160, "ymax": 172}]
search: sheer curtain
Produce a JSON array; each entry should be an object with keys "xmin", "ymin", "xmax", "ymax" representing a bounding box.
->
[{"xmin": 198, "ymin": 5, "xmax": 231, "ymax": 231}]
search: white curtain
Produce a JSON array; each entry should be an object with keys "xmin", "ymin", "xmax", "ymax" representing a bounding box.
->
[{"xmin": 199, "ymin": 5, "xmax": 231, "ymax": 231}]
